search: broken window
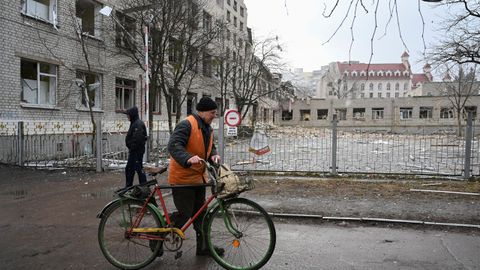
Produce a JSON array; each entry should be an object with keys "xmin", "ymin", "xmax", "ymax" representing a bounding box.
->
[
  {"xmin": 372, "ymin": 108, "xmax": 384, "ymax": 119},
  {"xmin": 115, "ymin": 78, "xmax": 135, "ymax": 111},
  {"xmin": 115, "ymin": 11, "xmax": 136, "ymax": 49},
  {"xmin": 440, "ymin": 107, "xmax": 454, "ymax": 119},
  {"xmin": 77, "ymin": 70, "xmax": 102, "ymax": 109},
  {"xmin": 21, "ymin": 59, "xmax": 57, "ymax": 105},
  {"xmin": 22, "ymin": 0, "xmax": 57, "ymax": 25},
  {"xmin": 76, "ymin": 0, "xmax": 102, "ymax": 37},
  {"xmin": 399, "ymin": 107, "xmax": 413, "ymax": 119},
  {"xmin": 317, "ymin": 109, "xmax": 328, "ymax": 120},
  {"xmin": 300, "ymin": 110, "xmax": 311, "ymax": 121},
  {"xmin": 419, "ymin": 106, "xmax": 433, "ymax": 119},
  {"xmin": 336, "ymin": 108, "xmax": 347, "ymax": 120},
  {"xmin": 353, "ymin": 108, "xmax": 365, "ymax": 120}
]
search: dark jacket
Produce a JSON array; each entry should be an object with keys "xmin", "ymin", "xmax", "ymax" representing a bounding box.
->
[
  {"xmin": 125, "ymin": 106, "xmax": 147, "ymax": 153},
  {"xmin": 168, "ymin": 114, "xmax": 217, "ymax": 168}
]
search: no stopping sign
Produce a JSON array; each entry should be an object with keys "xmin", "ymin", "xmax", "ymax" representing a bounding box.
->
[{"xmin": 224, "ymin": 109, "xmax": 241, "ymax": 127}]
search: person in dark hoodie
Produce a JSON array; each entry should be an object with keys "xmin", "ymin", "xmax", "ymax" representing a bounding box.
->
[{"xmin": 124, "ymin": 106, "xmax": 147, "ymax": 187}]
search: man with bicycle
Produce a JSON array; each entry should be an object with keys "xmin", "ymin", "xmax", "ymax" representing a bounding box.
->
[{"xmin": 167, "ymin": 96, "xmax": 224, "ymax": 256}]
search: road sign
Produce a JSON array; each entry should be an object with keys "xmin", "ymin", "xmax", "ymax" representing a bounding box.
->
[
  {"xmin": 226, "ymin": 126, "xmax": 238, "ymax": 137},
  {"xmin": 224, "ymin": 109, "xmax": 241, "ymax": 127}
]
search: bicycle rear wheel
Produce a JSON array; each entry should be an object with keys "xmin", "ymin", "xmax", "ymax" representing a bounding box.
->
[
  {"xmin": 206, "ymin": 197, "xmax": 276, "ymax": 270},
  {"xmin": 98, "ymin": 199, "xmax": 161, "ymax": 270}
]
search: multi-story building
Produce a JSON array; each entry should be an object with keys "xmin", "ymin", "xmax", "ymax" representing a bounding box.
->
[
  {"xmin": 0, "ymin": 0, "xmax": 279, "ymax": 126},
  {"xmin": 316, "ymin": 52, "xmax": 432, "ymax": 99}
]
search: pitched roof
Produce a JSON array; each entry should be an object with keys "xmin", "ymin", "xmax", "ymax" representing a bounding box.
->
[
  {"xmin": 412, "ymin": 73, "xmax": 430, "ymax": 88},
  {"xmin": 337, "ymin": 62, "xmax": 407, "ymax": 73}
]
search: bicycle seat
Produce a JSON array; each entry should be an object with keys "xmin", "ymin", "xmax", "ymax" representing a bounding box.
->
[{"xmin": 144, "ymin": 166, "xmax": 168, "ymax": 176}]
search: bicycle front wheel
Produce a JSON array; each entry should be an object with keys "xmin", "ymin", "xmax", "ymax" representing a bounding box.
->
[
  {"xmin": 98, "ymin": 199, "xmax": 161, "ymax": 270},
  {"xmin": 206, "ymin": 197, "xmax": 276, "ymax": 270}
]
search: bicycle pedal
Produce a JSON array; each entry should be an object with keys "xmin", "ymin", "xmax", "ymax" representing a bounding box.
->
[{"xmin": 174, "ymin": 251, "xmax": 182, "ymax": 260}]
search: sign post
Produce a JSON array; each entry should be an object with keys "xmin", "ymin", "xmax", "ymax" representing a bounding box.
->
[{"xmin": 224, "ymin": 109, "xmax": 241, "ymax": 137}]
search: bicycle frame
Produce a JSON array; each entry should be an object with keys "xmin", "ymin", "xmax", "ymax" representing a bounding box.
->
[{"xmin": 124, "ymin": 182, "xmax": 242, "ymax": 242}]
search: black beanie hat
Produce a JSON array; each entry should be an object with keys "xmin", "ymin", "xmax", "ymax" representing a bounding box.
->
[{"xmin": 196, "ymin": 96, "xmax": 218, "ymax": 112}]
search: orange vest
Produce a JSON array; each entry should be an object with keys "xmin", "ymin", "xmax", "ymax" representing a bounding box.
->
[{"xmin": 168, "ymin": 115, "xmax": 214, "ymax": 185}]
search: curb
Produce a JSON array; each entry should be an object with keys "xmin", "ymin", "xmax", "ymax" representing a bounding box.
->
[{"xmin": 267, "ymin": 212, "xmax": 480, "ymax": 229}]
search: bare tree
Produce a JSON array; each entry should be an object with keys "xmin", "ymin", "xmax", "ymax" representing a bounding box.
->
[
  {"xmin": 112, "ymin": 0, "xmax": 221, "ymax": 133},
  {"xmin": 428, "ymin": 0, "xmax": 480, "ymax": 66},
  {"xmin": 440, "ymin": 64, "xmax": 480, "ymax": 136},
  {"xmin": 322, "ymin": 72, "xmax": 359, "ymax": 99},
  {"xmin": 232, "ymin": 36, "xmax": 284, "ymax": 122},
  {"xmin": 37, "ymin": 3, "xmax": 105, "ymax": 154}
]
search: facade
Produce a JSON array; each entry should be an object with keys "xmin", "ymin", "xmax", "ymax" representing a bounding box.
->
[
  {"xmin": 278, "ymin": 95, "xmax": 480, "ymax": 134},
  {"xmin": 316, "ymin": 52, "xmax": 432, "ymax": 99},
  {"xmin": 0, "ymin": 0, "xmax": 279, "ymax": 127}
]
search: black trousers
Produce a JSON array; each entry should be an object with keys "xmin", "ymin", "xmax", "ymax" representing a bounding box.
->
[
  {"xmin": 125, "ymin": 151, "xmax": 147, "ymax": 187},
  {"xmin": 171, "ymin": 186, "xmax": 206, "ymax": 233}
]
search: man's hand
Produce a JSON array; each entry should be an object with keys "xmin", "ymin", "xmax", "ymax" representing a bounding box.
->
[
  {"xmin": 187, "ymin": 155, "xmax": 202, "ymax": 165},
  {"xmin": 210, "ymin": 155, "xmax": 221, "ymax": 164}
]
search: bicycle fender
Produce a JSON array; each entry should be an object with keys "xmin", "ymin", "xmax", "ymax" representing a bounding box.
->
[{"xmin": 96, "ymin": 198, "xmax": 122, "ymax": 218}]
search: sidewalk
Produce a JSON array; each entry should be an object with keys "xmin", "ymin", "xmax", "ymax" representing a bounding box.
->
[{"xmin": 1, "ymin": 164, "xmax": 478, "ymax": 226}]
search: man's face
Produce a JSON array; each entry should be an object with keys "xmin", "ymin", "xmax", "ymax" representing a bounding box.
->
[{"xmin": 199, "ymin": 109, "xmax": 218, "ymax": 124}]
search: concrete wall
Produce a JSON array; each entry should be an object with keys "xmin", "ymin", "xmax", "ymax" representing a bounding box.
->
[{"xmin": 278, "ymin": 96, "xmax": 480, "ymax": 134}]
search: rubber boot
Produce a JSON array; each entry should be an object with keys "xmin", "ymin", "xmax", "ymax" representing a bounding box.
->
[
  {"xmin": 149, "ymin": 236, "xmax": 164, "ymax": 257},
  {"xmin": 195, "ymin": 231, "xmax": 224, "ymax": 256}
]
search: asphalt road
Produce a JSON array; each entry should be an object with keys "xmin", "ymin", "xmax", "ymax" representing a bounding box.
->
[{"xmin": 0, "ymin": 165, "xmax": 479, "ymax": 269}]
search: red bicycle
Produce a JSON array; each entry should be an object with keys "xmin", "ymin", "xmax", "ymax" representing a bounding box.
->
[{"xmin": 97, "ymin": 160, "xmax": 276, "ymax": 270}]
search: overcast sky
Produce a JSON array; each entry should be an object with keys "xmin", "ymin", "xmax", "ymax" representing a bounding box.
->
[{"xmin": 243, "ymin": 0, "xmax": 448, "ymax": 74}]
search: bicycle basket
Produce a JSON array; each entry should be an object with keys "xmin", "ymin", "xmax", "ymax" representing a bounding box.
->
[{"xmin": 217, "ymin": 164, "xmax": 254, "ymax": 198}]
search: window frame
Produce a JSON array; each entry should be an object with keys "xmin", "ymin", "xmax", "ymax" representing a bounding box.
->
[
  {"xmin": 76, "ymin": 70, "xmax": 102, "ymax": 110},
  {"xmin": 20, "ymin": 59, "xmax": 57, "ymax": 106},
  {"xmin": 115, "ymin": 78, "xmax": 136, "ymax": 112},
  {"xmin": 22, "ymin": 0, "xmax": 58, "ymax": 26},
  {"xmin": 372, "ymin": 108, "xmax": 384, "ymax": 119}
]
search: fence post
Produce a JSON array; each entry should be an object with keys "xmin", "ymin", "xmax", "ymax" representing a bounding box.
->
[
  {"xmin": 331, "ymin": 114, "xmax": 338, "ymax": 175},
  {"xmin": 218, "ymin": 114, "xmax": 225, "ymax": 160},
  {"xmin": 463, "ymin": 111, "xmax": 473, "ymax": 179},
  {"xmin": 17, "ymin": 121, "xmax": 24, "ymax": 167},
  {"xmin": 96, "ymin": 120, "xmax": 103, "ymax": 172}
]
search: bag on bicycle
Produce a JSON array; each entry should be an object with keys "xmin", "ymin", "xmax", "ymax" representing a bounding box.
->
[{"xmin": 217, "ymin": 164, "xmax": 254, "ymax": 198}]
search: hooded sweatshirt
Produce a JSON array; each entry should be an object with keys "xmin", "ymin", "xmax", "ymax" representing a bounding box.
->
[{"xmin": 125, "ymin": 106, "xmax": 147, "ymax": 153}]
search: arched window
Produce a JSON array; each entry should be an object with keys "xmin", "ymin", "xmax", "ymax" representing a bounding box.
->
[
  {"xmin": 378, "ymin": 83, "xmax": 382, "ymax": 90},
  {"xmin": 360, "ymin": 71, "xmax": 366, "ymax": 76},
  {"xmin": 395, "ymin": 83, "xmax": 399, "ymax": 91},
  {"xmin": 360, "ymin": 83, "xmax": 365, "ymax": 91},
  {"xmin": 369, "ymin": 83, "xmax": 374, "ymax": 91},
  {"xmin": 386, "ymin": 83, "xmax": 391, "ymax": 90},
  {"xmin": 377, "ymin": 71, "xmax": 383, "ymax": 76}
]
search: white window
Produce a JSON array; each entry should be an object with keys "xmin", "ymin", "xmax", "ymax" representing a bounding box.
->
[
  {"xmin": 372, "ymin": 108, "xmax": 384, "ymax": 119},
  {"xmin": 115, "ymin": 78, "xmax": 135, "ymax": 111},
  {"xmin": 21, "ymin": 59, "xmax": 57, "ymax": 106},
  {"xmin": 400, "ymin": 107, "xmax": 413, "ymax": 119},
  {"xmin": 76, "ymin": 0, "xmax": 102, "ymax": 37},
  {"xmin": 22, "ymin": 0, "xmax": 58, "ymax": 25},
  {"xmin": 77, "ymin": 71, "xmax": 102, "ymax": 109}
]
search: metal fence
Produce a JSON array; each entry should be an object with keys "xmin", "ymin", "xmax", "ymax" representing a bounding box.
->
[{"xmin": 0, "ymin": 117, "xmax": 478, "ymax": 178}]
